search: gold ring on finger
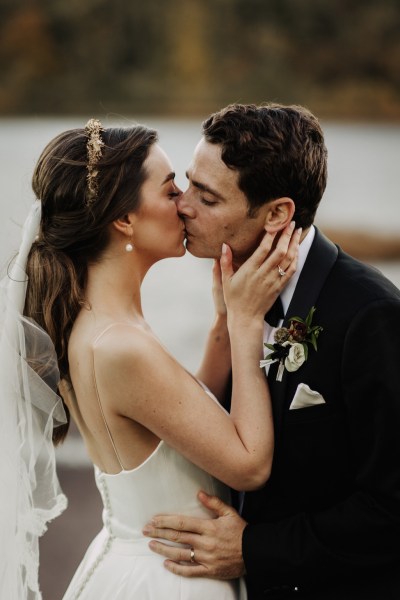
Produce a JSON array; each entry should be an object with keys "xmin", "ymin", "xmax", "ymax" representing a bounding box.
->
[{"xmin": 190, "ymin": 547, "xmax": 195, "ymax": 563}]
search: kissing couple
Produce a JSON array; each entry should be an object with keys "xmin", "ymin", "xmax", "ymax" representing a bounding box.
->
[{"xmin": 1, "ymin": 103, "xmax": 400, "ymax": 600}]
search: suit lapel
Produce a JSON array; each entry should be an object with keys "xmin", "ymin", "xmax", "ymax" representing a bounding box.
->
[
  {"xmin": 270, "ymin": 228, "xmax": 339, "ymax": 433},
  {"xmin": 284, "ymin": 229, "xmax": 338, "ymax": 327}
]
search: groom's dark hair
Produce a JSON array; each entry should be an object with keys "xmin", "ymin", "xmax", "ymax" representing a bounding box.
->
[{"xmin": 202, "ymin": 103, "xmax": 327, "ymax": 229}]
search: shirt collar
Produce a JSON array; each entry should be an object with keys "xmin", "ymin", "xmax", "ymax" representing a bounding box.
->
[{"xmin": 280, "ymin": 225, "xmax": 315, "ymax": 315}]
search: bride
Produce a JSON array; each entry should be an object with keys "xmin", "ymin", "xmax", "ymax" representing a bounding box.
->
[{"xmin": 1, "ymin": 119, "xmax": 298, "ymax": 599}]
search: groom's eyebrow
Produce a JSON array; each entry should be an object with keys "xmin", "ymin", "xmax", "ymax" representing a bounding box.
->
[
  {"xmin": 185, "ymin": 171, "xmax": 224, "ymax": 200},
  {"xmin": 162, "ymin": 172, "xmax": 176, "ymax": 185}
]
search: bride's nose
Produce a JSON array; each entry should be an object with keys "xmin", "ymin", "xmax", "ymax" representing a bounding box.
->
[{"xmin": 176, "ymin": 190, "xmax": 196, "ymax": 219}]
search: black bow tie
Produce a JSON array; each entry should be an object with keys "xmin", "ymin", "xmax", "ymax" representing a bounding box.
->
[{"xmin": 264, "ymin": 296, "xmax": 284, "ymax": 327}]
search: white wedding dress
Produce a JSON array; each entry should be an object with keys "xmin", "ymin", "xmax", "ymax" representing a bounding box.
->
[{"xmin": 62, "ymin": 417, "xmax": 247, "ymax": 599}]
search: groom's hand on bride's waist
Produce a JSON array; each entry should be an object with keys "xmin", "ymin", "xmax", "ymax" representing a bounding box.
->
[{"xmin": 142, "ymin": 491, "xmax": 247, "ymax": 580}]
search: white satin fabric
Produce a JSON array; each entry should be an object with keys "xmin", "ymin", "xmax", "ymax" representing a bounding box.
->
[
  {"xmin": 0, "ymin": 201, "xmax": 67, "ymax": 599},
  {"xmin": 62, "ymin": 440, "xmax": 247, "ymax": 599}
]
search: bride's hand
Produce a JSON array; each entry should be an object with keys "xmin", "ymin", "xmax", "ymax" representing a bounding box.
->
[
  {"xmin": 212, "ymin": 259, "xmax": 227, "ymax": 317},
  {"xmin": 220, "ymin": 222, "xmax": 301, "ymax": 325}
]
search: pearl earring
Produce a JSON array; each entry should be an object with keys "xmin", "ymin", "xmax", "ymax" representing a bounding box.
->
[{"xmin": 125, "ymin": 242, "xmax": 133, "ymax": 252}]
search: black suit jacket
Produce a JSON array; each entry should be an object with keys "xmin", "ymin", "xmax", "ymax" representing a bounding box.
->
[{"xmin": 242, "ymin": 228, "xmax": 400, "ymax": 599}]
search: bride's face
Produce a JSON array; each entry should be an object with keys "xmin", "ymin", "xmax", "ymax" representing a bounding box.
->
[{"xmin": 133, "ymin": 144, "xmax": 186, "ymax": 260}]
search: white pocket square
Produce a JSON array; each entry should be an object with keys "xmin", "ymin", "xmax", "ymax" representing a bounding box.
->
[{"xmin": 289, "ymin": 383, "xmax": 326, "ymax": 410}]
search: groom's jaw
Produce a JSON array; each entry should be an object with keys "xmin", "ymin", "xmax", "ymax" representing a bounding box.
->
[{"xmin": 185, "ymin": 238, "xmax": 221, "ymax": 260}]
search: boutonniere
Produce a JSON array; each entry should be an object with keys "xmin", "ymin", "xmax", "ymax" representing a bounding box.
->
[{"xmin": 260, "ymin": 306, "xmax": 323, "ymax": 382}]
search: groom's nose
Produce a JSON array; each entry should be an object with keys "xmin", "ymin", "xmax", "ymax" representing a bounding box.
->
[{"xmin": 176, "ymin": 190, "xmax": 196, "ymax": 219}]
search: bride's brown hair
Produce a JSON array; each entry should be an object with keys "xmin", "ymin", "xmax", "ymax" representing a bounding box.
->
[{"xmin": 24, "ymin": 124, "xmax": 158, "ymax": 443}]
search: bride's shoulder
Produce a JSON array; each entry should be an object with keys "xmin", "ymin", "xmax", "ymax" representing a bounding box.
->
[{"xmin": 92, "ymin": 322, "xmax": 165, "ymax": 369}]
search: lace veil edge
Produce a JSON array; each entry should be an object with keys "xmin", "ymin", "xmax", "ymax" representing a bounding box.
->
[{"xmin": 0, "ymin": 201, "xmax": 67, "ymax": 599}]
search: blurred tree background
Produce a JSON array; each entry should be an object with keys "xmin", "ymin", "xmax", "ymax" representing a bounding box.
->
[{"xmin": 0, "ymin": 0, "xmax": 399, "ymax": 118}]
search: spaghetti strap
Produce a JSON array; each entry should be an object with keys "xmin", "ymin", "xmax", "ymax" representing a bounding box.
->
[
  {"xmin": 91, "ymin": 323, "xmax": 131, "ymax": 472},
  {"xmin": 92, "ymin": 322, "xmax": 128, "ymax": 347}
]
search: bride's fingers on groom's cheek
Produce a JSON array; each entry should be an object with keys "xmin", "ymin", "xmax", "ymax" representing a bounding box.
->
[
  {"xmin": 212, "ymin": 259, "xmax": 222, "ymax": 282},
  {"xmin": 280, "ymin": 246, "xmax": 299, "ymax": 277},
  {"xmin": 289, "ymin": 248, "xmax": 299, "ymax": 275},
  {"xmin": 285, "ymin": 227, "xmax": 302, "ymax": 266},
  {"xmin": 264, "ymin": 226, "xmax": 294, "ymax": 271},
  {"xmin": 274, "ymin": 221, "xmax": 296, "ymax": 257},
  {"xmin": 286, "ymin": 226, "xmax": 301, "ymax": 256},
  {"xmin": 273, "ymin": 227, "xmax": 300, "ymax": 277},
  {"xmin": 248, "ymin": 231, "xmax": 276, "ymax": 268}
]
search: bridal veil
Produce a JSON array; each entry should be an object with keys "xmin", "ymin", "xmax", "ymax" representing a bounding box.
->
[{"xmin": 0, "ymin": 201, "xmax": 67, "ymax": 599}]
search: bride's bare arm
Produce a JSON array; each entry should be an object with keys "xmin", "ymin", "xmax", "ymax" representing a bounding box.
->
[
  {"xmin": 195, "ymin": 260, "xmax": 231, "ymax": 402},
  {"xmin": 94, "ymin": 225, "xmax": 299, "ymax": 491}
]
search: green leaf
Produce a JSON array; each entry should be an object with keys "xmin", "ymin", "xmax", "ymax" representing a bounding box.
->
[
  {"xmin": 310, "ymin": 333, "xmax": 318, "ymax": 351},
  {"xmin": 309, "ymin": 325, "xmax": 321, "ymax": 336},
  {"xmin": 305, "ymin": 306, "xmax": 316, "ymax": 328},
  {"xmin": 264, "ymin": 343, "xmax": 276, "ymax": 351},
  {"xmin": 303, "ymin": 343, "xmax": 309, "ymax": 361},
  {"xmin": 288, "ymin": 315, "xmax": 305, "ymax": 324}
]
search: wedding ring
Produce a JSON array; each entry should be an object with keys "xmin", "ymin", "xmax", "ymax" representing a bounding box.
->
[
  {"xmin": 190, "ymin": 547, "xmax": 195, "ymax": 563},
  {"xmin": 278, "ymin": 265, "xmax": 287, "ymax": 277}
]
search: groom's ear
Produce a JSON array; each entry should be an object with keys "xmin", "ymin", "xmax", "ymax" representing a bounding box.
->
[{"xmin": 263, "ymin": 197, "xmax": 295, "ymax": 233}]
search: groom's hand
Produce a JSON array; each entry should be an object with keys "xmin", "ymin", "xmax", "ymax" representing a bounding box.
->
[{"xmin": 142, "ymin": 491, "xmax": 247, "ymax": 580}]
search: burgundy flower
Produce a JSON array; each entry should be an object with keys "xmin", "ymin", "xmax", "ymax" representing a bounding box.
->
[{"xmin": 289, "ymin": 320, "xmax": 308, "ymax": 342}]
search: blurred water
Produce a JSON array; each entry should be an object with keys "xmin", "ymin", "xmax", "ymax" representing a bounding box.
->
[
  {"xmin": 318, "ymin": 123, "xmax": 399, "ymax": 234},
  {"xmin": 1, "ymin": 117, "xmax": 399, "ymax": 386}
]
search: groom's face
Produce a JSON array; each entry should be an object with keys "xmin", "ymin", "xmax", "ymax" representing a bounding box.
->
[{"xmin": 177, "ymin": 138, "xmax": 269, "ymax": 264}]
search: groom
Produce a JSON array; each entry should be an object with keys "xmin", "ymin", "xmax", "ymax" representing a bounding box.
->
[{"xmin": 144, "ymin": 103, "xmax": 400, "ymax": 598}]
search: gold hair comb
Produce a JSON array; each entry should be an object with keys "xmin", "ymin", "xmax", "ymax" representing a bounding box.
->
[{"xmin": 85, "ymin": 118, "xmax": 104, "ymax": 206}]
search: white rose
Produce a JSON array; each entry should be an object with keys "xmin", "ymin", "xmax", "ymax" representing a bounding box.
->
[{"xmin": 284, "ymin": 342, "xmax": 306, "ymax": 372}]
